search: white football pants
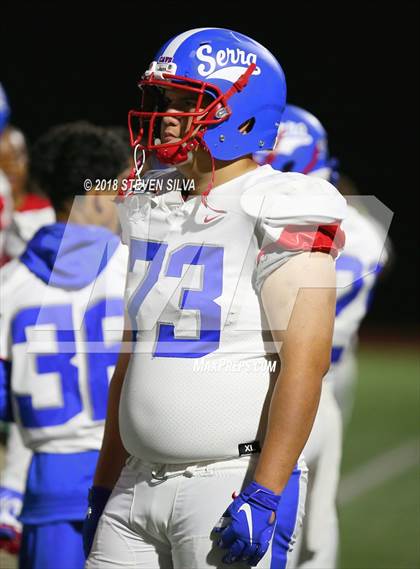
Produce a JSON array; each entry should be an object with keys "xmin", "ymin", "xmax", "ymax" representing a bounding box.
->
[{"xmin": 86, "ymin": 454, "xmax": 307, "ymax": 569}]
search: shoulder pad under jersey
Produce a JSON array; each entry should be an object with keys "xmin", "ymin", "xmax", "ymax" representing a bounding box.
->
[{"xmin": 240, "ymin": 171, "xmax": 347, "ymax": 225}]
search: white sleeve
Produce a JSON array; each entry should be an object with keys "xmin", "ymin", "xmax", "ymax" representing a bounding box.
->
[{"xmin": 241, "ymin": 173, "xmax": 347, "ymax": 293}]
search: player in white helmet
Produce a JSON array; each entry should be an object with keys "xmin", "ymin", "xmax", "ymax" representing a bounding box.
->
[
  {"xmin": 255, "ymin": 104, "xmax": 390, "ymax": 568},
  {"xmin": 0, "ymin": 122, "xmax": 130, "ymax": 568},
  {"xmin": 84, "ymin": 28, "xmax": 347, "ymax": 569}
]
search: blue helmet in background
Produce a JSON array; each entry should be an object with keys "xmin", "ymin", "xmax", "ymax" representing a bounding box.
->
[
  {"xmin": 129, "ymin": 28, "xmax": 286, "ymax": 165},
  {"xmin": 0, "ymin": 83, "xmax": 10, "ymax": 135},
  {"xmin": 254, "ymin": 104, "xmax": 339, "ymax": 185}
]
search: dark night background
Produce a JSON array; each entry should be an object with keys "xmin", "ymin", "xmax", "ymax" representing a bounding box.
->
[{"xmin": 1, "ymin": 2, "xmax": 418, "ymax": 334}]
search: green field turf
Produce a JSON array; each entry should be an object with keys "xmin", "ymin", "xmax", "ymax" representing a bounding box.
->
[{"xmin": 339, "ymin": 345, "xmax": 420, "ymax": 569}]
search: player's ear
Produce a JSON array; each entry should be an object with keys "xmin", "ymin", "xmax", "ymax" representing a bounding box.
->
[{"xmin": 93, "ymin": 193, "xmax": 119, "ymax": 232}]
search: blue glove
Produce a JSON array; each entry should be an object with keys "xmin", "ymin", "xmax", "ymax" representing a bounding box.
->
[
  {"xmin": 213, "ymin": 481, "xmax": 281, "ymax": 566},
  {"xmin": 82, "ymin": 486, "xmax": 112, "ymax": 559},
  {"xmin": 0, "ymin": 486, "xmax": 23, "ymax": 555}
]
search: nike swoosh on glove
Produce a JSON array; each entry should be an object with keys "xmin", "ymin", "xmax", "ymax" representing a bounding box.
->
[
  {"xmin": 82, "ymin": 486, "xmax": 112, "ymax": 559},
  {"xmin": 0, "ymin": 486, "xmax": 23, "ymax": 555},
  {"xmin": 213, "ymin": 481, "xmax": 281, "ymax": 566}
]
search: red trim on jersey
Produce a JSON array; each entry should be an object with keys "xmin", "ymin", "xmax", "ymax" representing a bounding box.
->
[
  {"xmin": 257, "ymin": 223, "xmax": 345, "ymax": 263},
  {"xmin": 17, "ymin": 193, "xmax": 52, "ymax": 212}
]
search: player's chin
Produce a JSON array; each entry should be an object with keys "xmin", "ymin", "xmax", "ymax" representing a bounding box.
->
[{"xmin": 161, "ymin": 136, "xmax": 181, "ymax": 145}]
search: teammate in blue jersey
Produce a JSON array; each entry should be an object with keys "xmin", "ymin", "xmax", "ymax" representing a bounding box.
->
[
  {"xmin": 0, "ymin": 121, "xmax": 130, "ymax": 568},
  {"xmin": 255, "ymin": 104, "xmax": 390, "ymax": 569},
  {"xmin": 83, "ymin": 29, "xmax": 348, "ymax": 569}
]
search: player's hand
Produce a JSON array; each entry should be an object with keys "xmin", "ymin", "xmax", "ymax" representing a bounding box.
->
[
  {"xmin": 212, "ymin": 481, "xmax": 281, "ymax": 566},
  {"xmin": 0, "ymin": 486, "xmax": 23, "ymax": 555},
  {"xmin": 82, "ymin": 486, "xmax": 112, "ymax": 559}
]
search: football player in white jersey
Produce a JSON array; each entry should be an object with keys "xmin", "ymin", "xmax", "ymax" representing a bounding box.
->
[
  {"xmin": 0, "ymin": 125, "xmax": 55, "ymax": 260},
  {"xmin": 0, "ymin": 122, "xmax": 130, "ymax": 568},
  {"xmin": 84, "ymin": 28, "xmax": 347, "ymax": 569},
  {"xmin": 0, "ymin": 125, "xmax": 54, "ymax": 558},
  {"xmin": 255, "ymin": 104, "xmax": 389, "ymax": 568},
  {"xmin": 0, "ymin": 84, "xmax": 24, "ymax": 559}
]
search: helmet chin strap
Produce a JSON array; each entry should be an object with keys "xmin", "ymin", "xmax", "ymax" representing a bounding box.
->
[
  {"xmin": 154, "ymin": 135, "xmax": 200, "ymax": 166},
  {"xmin": 154, "ymin": 131, "xmax": 223, "ymax": 213}
]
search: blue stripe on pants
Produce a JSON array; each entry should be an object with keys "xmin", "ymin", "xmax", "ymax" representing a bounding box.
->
[{"xmin": 270, "ymin": 468, "xmax": 301, "ymax": 569}]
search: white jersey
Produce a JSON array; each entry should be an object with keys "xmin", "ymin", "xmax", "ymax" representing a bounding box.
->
[
  {"xmin": 0, "ymin": 233, "xmax": 127, "ymax": 453},
  {"xmin": 118, "ymin": 165, "xmax": 347, "ymax": 464},
  {"xmin": 329, "ymin": 205, "xmax": 388, "ymax": 367},
  {"xmin": 4, "ymin": 202, "xmax": 55, "ymax": 259}
]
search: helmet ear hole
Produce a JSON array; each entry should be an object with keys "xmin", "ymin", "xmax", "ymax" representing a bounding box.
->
[
  {"xmin": 238, "ymin": 118, "xmax": 255, "ymax": 135},
  {"xmin": 281, "ymin": 160, "xmax": 295, "ymax": 172}
]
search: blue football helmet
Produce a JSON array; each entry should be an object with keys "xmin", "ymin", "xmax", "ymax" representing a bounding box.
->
[
  {"xmin": 0, "ymin": 83, "xmax": 10, "ymax": 135},
  {"xmin": 128, "ymin": 28, "xmax": 286, "ymax": 164},
  {"xmin": 254, "ymin": 104, "xmax": 339, "ymax": 185}
]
